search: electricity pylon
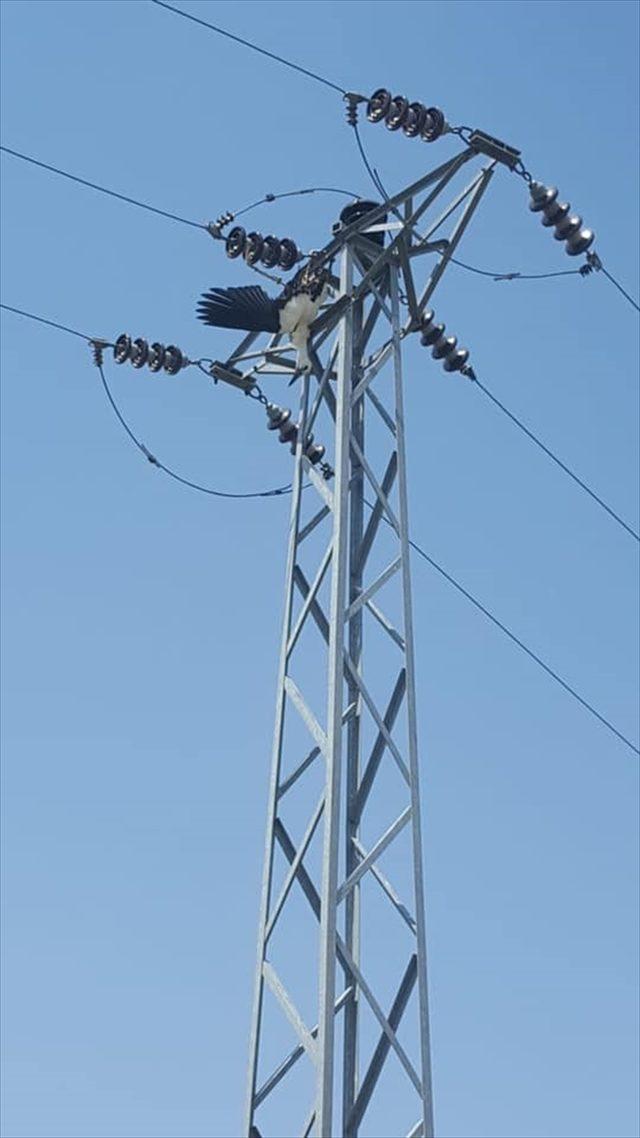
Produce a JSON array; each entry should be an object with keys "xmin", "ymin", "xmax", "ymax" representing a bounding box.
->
[{"xmin": 232, "ymin": 140, "xmax": 503, "ymax": 1138}]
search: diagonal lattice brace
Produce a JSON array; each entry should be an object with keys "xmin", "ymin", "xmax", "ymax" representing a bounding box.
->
[
  {"xmin": 274, "ymin": 821, "xmax": 424, "ymax": 1100},
  {"xmin": 265, "ymin": 792, "xmax": 325, "ymax": 943},
  {"xmin": 255, "ymin": 987, "xmax": 354, "ymax": 1110},
  {"xmin": 352, "ymin": 834, "xmax": 417, "ymax": 934},
  {"xmin": 336, "ymin": 807, "xmax": 412, "ymax": 904},
  {"xmin": 346, "ymin": 955, "xmax": 419, "ymax": 1135},
  {"xmin": 263, "ymin": 962, "xmax": 318, "ymax": 1064},
  {"xmin": 353, "ymin": 669, "xmax": 407, "ymax": 823}
]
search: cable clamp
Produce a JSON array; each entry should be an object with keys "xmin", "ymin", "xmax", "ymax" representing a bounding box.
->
[
  {"xmin": 140, "ymin": 444, "xmax": 159, "ymax": 466},
  {"xmin": 89, "ymin": 339, "xmax": 109, "ymax": 367},
  {"xmin": 580, "ymin": 251, "xmax": 602, "ymax": 276},
  {"xmin": 344, "ymin": 92, "xmax": 366, "ymax": 127},
  {"xmin": 206, "ymin": 211, "xmax": 235, "ymax": 239}
]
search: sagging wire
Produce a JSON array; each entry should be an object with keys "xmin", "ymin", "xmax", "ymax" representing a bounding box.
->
[
  {"xmin": 90, "ymin": 341, "xmax": 293, "ymax": 500},
  {"xmin": 366, "ymin": 498, "xmax": 640, "ymax": 758},
  {"xmin": 149, "ymin": 0, "xmax": 348, "ymax": 96},
  {"xmin": 0, "ymin": 304, "xmax": 293, "ymax": 500}
]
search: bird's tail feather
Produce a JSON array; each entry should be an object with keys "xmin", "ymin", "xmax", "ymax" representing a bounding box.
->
[{"xmin": 196, "ymin": 286, "xmax": 280, "ymax": 333}]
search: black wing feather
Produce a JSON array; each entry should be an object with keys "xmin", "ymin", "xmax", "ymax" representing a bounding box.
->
[{"xmin": 197, "ymin": 285, "xmax": 280, "ymax": 333}]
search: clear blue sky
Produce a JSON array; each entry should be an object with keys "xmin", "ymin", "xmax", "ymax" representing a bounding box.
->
[{"xmin": 1, "ymin": 2, "xmax": 638, "ymax": 1137}]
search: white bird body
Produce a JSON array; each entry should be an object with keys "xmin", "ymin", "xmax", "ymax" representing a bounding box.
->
[
  {"xmin": 197, "ymin": 263, "xmax": 331, "ymax": 373},
  {"xmin": 278, "ymin": 282, "xmax": 331, "ymax": 371}
]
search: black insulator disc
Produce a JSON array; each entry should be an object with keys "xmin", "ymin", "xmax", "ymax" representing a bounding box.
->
[
  {"xmin": 279, "ymin": 418, "xmax": 297, "ymax": 444},
  {"xmin": 541, "ymin": 200, "xmax": 570, "ymax": 227},
  {"xmin": 114, "ymin": 333, "xmax": 132, "ymax": 364},
  {"xmin": 565, "ymin": 228, "xmax": 595, "ymax": 256},
  {"xmin": 420, "ymin": 309, "xmax": 435, "ymax": 332},
  {"xmin": 148, "ymin": 343, "xmax": 165, "ymax": 372},
  {"xmin": 554, "ymin": 214, "xmax": 582, "ymax": 241},
  {"xmin": 403, "ymin": 102, "xmax": 427, "ymax": 138},
  {"xmin": 421, "ymin": 107, "xmax": 445, "ymax": 142},
  {"xmin": 529, "ymin": 181, "xmax": 549, "ymax": 203},
  {"xmin": 443, "ymin": 348, "xmax": 470, "ymax": 373},
  {"xmin": 261, "ymin": 235, "xmax": 281, "ymax": 268},
  {"xmin": 385, "ymin": 95, "xmax": 409, "ymax": 131},
  {"xmin": 131, "ymin": 338, "xmax": 149, "ymax": 369},
  {"xmin": 278, "ymin": 238, "xmax": 299, "ymax": 271},
  {"xmin": 421, "ymin": 321, "xmax": 444, "ymax": 347},
  {"xmin": 225, "ymin": 226, "xmax": 246, "ymax": 258},
  {"xmin": 306, "ymin": 442, "xmax": 326, "ymax": 466},
  {"xmin": 432, "ymin": 334, "xmax": 457, "ymax": 360},
  {"xmin": 367, "ymin": 88, "xmax": 391, "ymax": 123},
  {"xmin": 244, "ymin": 232, "xmax": 264, "ymax": 265},
  {"xmin": 529, "ymin": 185, "xmax": 558, "ymax": 213},
  {"xmin": 267, "ymin": 404, "xmax": 289, "ymax": 430},
  {"xmin": 163, "ymin": 345, "xmax": 184, "ymax": 375}
]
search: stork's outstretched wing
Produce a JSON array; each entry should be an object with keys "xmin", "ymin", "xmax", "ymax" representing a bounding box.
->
[{"xmin": 197, "ymin": 286, "xmax": 281, "ymax": 333}]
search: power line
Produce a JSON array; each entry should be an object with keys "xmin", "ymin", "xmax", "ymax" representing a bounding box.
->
[
  {"xmin": 0, "ymin": 145, "xmax": 205, "ymax": 229},
  {"xmin": 366, "ymin": 502, "xmax": 639, "ymax": 757},
  {"xmin": 146, "ymin": 1, "xmax": 640, "ymax": 321},
  {"xmin": 5, "ymin": 296, "xmax": 636, "ymax": 541},
  {"xmin": 5, "ymin": 138, "xmax": 617, "ymax": 301},
  {"xmin": 350, "ymin": 116, "xmax": 639, "ymax": 321},
  {"xmin": 598, "ymin": 263, "xmax": 640, "ymax": 315},
  {"xmin": 346, "ymin": 134, "xmax": 637, "ymax": 541},
  {"xmin": 233, "ymin": 186, "xmax": 358, "ymax": 220},
  {"xmin": 1, "ymin": 145, "xmax": 358, "ymax": 242},
  {"xmin": 3, "ymin": 302, "xmax": 635, "ymax": 755},
  {"xmin": 96, "ymin": 362, "xmax": 292, "ymax": 500},
  {"xmin": 0, "ymin": 303, "xmax": 94, "ymax": 342},
  {"xmin": 3, "ymin": 311, "xmax": 633, "ymax": 751},
  {"xmin": 0, "ymin": 302, "xmax": 292, "ymax": 501},
  {"xmin": 449, "ymin": 256, "xmax": 583, "ymax": 282},
  {"xmin": 406, "ymin": 529, "xmax": 639, "ymax": 757},
  {"xmin": 149, "ymin": 0, "xmax": 347, "ymax": 95},
  {"xmin": 351, "ymin": 126, "xmax": 591, "ymax": 286},
  {"xmin": 472, "ymin": 377, "xmax": 639, "ymax": 543}
]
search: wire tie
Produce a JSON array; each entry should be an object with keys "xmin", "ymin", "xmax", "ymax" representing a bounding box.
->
[{"xmin": 140, "ymin": 444, "xmax": 158, "ymax": 465}]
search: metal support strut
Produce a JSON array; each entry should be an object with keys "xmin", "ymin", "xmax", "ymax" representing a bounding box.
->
[{"xmin": 243, "ymin": 150, "xmax": 494, "ymax": 1137}]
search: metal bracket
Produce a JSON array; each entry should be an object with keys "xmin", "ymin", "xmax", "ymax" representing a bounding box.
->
[{"xmin": 468, "ymin": 129, "xmax": 521, "ymax": 169}]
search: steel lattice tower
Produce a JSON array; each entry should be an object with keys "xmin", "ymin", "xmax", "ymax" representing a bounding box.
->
[{"xmin": 232, "ymin": 146, "xmax": 498, "ymax": 1138}]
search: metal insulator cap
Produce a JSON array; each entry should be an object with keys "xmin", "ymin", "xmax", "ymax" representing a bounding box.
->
[
  {"xmin": 432, "ymin": 334, "xmax": 457, "ymax": 360},
  {"xmin": 529, "ymin": 181, "xmax": 551, "ymax": 202},
  {"xmin": 279, "ymin": 419, "xmax": 298, "ymax": 446},
  {"xmin": 443, "ymin": 348, "xmax": 470, "ymax": 372},
  {"xmin": 554, "ymin": 214, "xmax": 583, "ymax": 241},
  {"xmin": 529, "ymin": 185, "xmax": 558, "ymax": 213},
  {"xmin": 403, "ymin": 102, "xmax": 427, "ymax": 138},
  {"xmin": 261, "ymin": 236, "xmax": 281, "ymax": 269},
  {"xmin": 305, "ymin": 442, "xmax": 326, "ymax": 465},
  {"xmin": 163, "ymin": 345, "xmax": 184, "ymax": 375},
  {"xmin": 225, "ymin": 226, "xmax": 246, "ymax": 259},
  {"xmin": 421, "ymin": 321, "xmax": 445, "ymax": 347},
  {"xmin": 565, "ymin": 228, "xmax": 595, "ymax": 256},
  {"xmin": 385, "ymin": 95, "xmax": 409, "ymax": 131},
  {"xmin": 541, "ymin": 200, "xmax": 570, "ymax": 227},
  {"xmin": 367, "ymin": 88, "xmax": 391, "ymax": 123},
  {"xmin": 421, "ymin": 107, "xmax": 445, "ymax": 142},
  {"xmin": 244, "ymin": 232, "xmax": 264, "ymax": 265},
  {"xmin": 130, "ymin": 338, "xmax": 149, "ymax": 369},
  {"xmin": 266, "ymin": 403, "xmax": 289, "ymax": 430},
  {"xmin": 278, "ymin": 238, "xmax": 299, "ymax": 271},
  {"xmin": 148, "ymin": 343, "xmax": 165, "ymax": 373},
  {"xmin": 114, "ymin": 333, "xmax": 132, "ymax": 364}
]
